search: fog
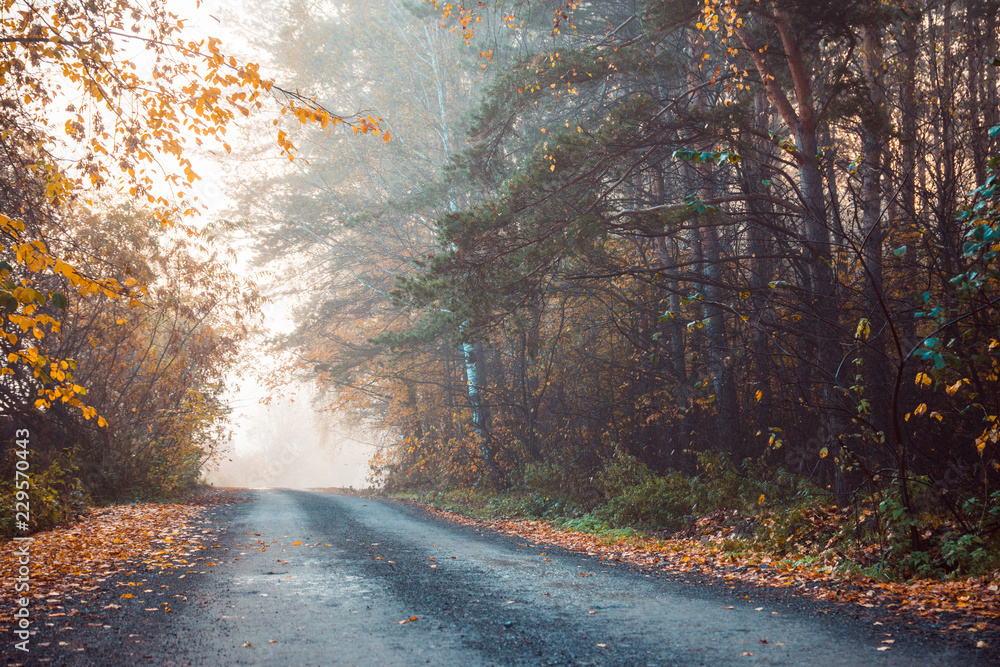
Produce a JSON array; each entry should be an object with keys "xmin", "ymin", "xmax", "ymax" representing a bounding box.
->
[{"xmin": 206, "ymin": 381, "xmax": 376, "ymax": 489}]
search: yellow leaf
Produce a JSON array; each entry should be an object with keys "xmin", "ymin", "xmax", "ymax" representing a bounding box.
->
[
  {"xmin": 914, "ymin": 403, "xmax": 928, "ymax": 416},
  {"xmin": 855, "ymin": 318, "xmax": 870, "ymax": 340},
  {"xmin": 819, "ymin": 447, "xmax": 829, "ymax": 458},
  {"xmin": 121, "ymin": 593, "xmax": 134, "ymax": 599},
  {"xmin": 755, "ymin": 390, "xmax": 763, "ymax": 402},
  {"xmin": 915, "ymin": 372, "xmax": 932, "ymax": 389},
  {"xmin": 757, "ymin": 494, "xmax": 766, "ymax": 505}
]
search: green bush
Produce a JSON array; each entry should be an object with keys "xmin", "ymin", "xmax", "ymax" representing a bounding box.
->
[
  {"xmin": 591, "ymin": 448, "xmax": 819, "ymax": 532},
  {"xmin": 873, "ymin": 477, "xmax": 1000, "ymax": 579},
  {"xmin": 516, "ymin": 454, "xmax": 603, "ymax": 507},
  {"xmin": 594, "ymin": 471, "xmax": 701, "ymax": 530},
  {"xmin": 0, "ymin": 460, "xmax": 89, "ymax": 538},
  {"xmin": 590, "ymin": 447, "xmax": 705, "ymax": 530}
]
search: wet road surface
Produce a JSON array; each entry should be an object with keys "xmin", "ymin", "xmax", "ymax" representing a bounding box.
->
[{"xmin": 15, "ymin": 490, "xmax": 993, "ymax": 665}]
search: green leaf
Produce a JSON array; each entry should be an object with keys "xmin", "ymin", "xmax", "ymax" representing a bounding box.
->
[
  {"xmin": 2, "ymin": 295, "xmax": 18, "ymax": 312},
  {"xmin": 893, "ymin": 245, "xmax": 907, "ymax": 257},
  {"xmin": 50, "ymin": 292, "xmax": 68, "ymax": 310}
]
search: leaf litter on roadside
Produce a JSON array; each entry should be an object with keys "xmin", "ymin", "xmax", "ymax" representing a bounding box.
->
[
  {"xmin": 0, "ymin": 489, "xmax": 245, "ymax": 634},
  {"xmin": 414, "ymin": 501, "xmax": 1000, "ymax": 639}
]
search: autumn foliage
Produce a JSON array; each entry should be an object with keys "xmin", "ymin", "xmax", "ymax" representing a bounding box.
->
[{"xmin": 0, "ymin": 0, "xmax": 384, "ymax": 530}]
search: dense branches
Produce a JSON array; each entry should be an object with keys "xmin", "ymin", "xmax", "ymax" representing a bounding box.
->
[{"xmin": 233, "ymin": 0, "xmax": 1000, "ymax": 573}]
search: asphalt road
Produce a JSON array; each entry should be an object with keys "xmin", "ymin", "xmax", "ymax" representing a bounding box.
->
[{"xmin": 13, "ymin": 490, "xmax": 993, "ymax": 666}]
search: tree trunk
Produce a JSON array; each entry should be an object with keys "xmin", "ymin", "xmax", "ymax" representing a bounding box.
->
[
  {"xmin": 860, "ymin": 24, "xmax": 890, "ymax": 445},
  {"xmin": 744, "ymin": 90, "xmax": 776, "ymax": 446}
]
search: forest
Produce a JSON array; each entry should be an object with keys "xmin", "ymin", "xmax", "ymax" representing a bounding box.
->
[{"xmin": 3, "ymin": 0, "xmax": 1000, "ymax": 581}]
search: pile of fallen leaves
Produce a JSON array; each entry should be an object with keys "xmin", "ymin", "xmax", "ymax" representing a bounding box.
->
[
  {"xmin": 0, "ymin": 489, "xmax": 243, "ymax": 627},
  {"xmin": 415, "ymin": 501, "xmax": 999, "ymax": 640}
]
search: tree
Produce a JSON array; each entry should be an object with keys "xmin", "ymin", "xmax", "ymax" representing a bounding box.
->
[{"xmin": 0, "ymin": 0, "xmax": 374, "ymax": 421}]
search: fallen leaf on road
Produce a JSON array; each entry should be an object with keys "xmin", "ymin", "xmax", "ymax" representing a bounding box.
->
[
  {"xmin": 875, "ymin": 646, "xmax": 890, "ymax": 651},
  {"xmin": 723, "ymin": 606, "xmax": 734, "ymax": 610},
  {"xmin": 269, "ymin": 639, "xmax": 277, "ymax": 643},
  {"xmin": 121, "ymin": 594, "xmax": 134, "ymax": 599},
  {"xmin": 243, "ymin": 641, "xmax": 252, "ymax": 648}
]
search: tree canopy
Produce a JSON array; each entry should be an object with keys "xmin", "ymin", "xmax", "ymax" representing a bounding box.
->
[{"xmin": 226, "ymin": 0, "xmax": 1000, "ymax": 577}]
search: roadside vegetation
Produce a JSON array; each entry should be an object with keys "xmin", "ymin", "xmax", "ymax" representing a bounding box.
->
[{"xmin": 390, "ymin": 445, "xmax": 1000, "ymax": 583}]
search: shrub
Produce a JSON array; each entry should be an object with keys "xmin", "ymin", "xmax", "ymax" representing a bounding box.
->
[
  {"xmin": 591, "ymin": 447, "xmax": 705, "ymax": 530},
  {"xmin": 0, "ymin": 459, "xmax": 89, "ymax": 538}
]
